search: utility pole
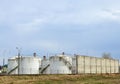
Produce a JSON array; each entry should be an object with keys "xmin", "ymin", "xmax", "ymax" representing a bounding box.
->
[
  {"xmin": 2, "ymin": 50, "xmax": 6, "ymax": 73},
  {"xmin": 16, "ymin": 47, "xmax": 21, "ymax": 75},
  {"xmin": 3, "ymin": 58, "xmax": 5, "ymax": 73}
]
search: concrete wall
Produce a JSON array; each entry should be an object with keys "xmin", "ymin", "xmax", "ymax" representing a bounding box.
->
[
  {"xmin": 75, "ymin": 55, "xmax": 119, "ymax": 74},
  {"xmin": 72, "ymin": 57, "xmax": 77, "ymax": 74}
]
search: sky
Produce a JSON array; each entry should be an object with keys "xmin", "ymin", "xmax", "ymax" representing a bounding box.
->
[{"xmin": 0, "ymin": 0, "xmax": 120, "ymax": 64}]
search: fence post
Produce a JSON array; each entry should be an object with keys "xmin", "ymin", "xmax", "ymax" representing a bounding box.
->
[
  {"xmin": 114, "ymin": 60, "xmax": 115, "ymax": 73},
  {"xmin": 101, "ymin": 58, "xmax": 102, "ymax": 74},
  {"xmin": 118, "ymin": 60, "xmax": 119, "ymax": 73},
  {"xmin": 90, "ymin": 57, "xmax": 91, "ymax": 74},
  {"xmin": 96, "ymin": 57, "xmax": 97, "ymax": 74},
  {"xmin": 76, "ymin": 55, "xmax": 78, "ymax": 74},
  {"xmin": 84, "ymin": 56, "xmax": 85, "ymax": 74},
  {"xmin": 105, "ymin": 59, "xmax": 107, "ymax": 74},
  {"xmin": 110, "ymin": 59, "xmax": 111, "ymax": 74}
]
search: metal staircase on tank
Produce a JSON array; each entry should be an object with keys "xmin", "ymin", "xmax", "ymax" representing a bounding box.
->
[
  {"xmin": 60, "ymin": 57, "xmax": 72, "ymax": 70},
  {"xmin": 8, "ymin": 65, "xmax": 18, "ymax": 74},
  {"xmin": 39, "ymin": 64, "xmax": 50, "ymax": 74}
]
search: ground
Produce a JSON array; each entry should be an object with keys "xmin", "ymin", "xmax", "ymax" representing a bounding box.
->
[{"xmin": 0, "ymin": 74, "xmax": 120, "ymax": 84}]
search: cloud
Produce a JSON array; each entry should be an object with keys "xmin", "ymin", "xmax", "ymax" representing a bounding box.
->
[
  {"xmin": 0, "ymin": 0, "xmax": 120, "ymax": 61},
  {"xmin": 31, "ymin": 40, "xmax": 59, "ymax": 49},
  {"xmin": 101, "ymin": 9, "xmax": 120, "ymax": 21},
  {"xmin": 13, "ymin": 18, "xmax": 48, "ymax": 35},
  {"xmin": 1, "ymin": 0, "xmax": 120, "ymax": 26}
]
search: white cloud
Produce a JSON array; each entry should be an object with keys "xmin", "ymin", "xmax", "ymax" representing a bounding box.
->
[
  {"xmin": 28, "ymin": 40, "xmax": 60, "ymax": 51},
  {"xmin": 42, "ymin": 10, "xmax": 112, "ymax": 25},
  {"xmin": 13, "ymin": 18, "xmax": 48, "ymax": 35},
  {"xmin": 0, "ymin": 0, "xmax": 120, "ymax": 26},
  {"xmin": 0, "ymin": 0, "xmax": 120, "ymax": 60},
  {"xmin": 100, "ymin": 9, "xmax": 120, "ymax": 21}
]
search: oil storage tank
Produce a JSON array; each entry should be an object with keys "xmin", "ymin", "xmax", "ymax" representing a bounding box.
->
[
  {"xmin": 8, "ymin": 56, "xmax": 18, "ymax": 74},
  {"xmin": 19, "ymin": 56, "xmax": 41, "ymax": 74},
  {"xmin": 8, "ymin": 55, "xmax": 41, "ymax": 75},
  {"xmin": 40, "ymin": 54, "xmax": 72, "ymax": 74},
  {"xmin": 49, "ymin": 54, "xmax": 72, "ymax": 74}
]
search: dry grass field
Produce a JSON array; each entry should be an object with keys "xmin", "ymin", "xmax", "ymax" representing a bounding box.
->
[{"xmin": 0, "ymin": 74, "xmax": 120, "ymax": 84}]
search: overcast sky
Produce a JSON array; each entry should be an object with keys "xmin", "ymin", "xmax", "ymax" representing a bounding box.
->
[{"xmin": 0, "ymin": 0, "xmax": 120, "ymax": 64}]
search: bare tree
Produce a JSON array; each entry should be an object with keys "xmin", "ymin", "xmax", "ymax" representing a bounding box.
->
[{"xmin": 102, "ymin": 52, "xmax": 113, "ymax": 59}]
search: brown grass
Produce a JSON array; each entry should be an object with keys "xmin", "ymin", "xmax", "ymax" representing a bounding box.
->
[{"xmin": 0, "ymin": 74, "xmax": 120, "ymax": 84}]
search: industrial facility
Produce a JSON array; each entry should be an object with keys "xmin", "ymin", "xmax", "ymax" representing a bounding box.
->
[{"xmin": 7, "ymin": 53, "xmax": 119, "ymax": 75}]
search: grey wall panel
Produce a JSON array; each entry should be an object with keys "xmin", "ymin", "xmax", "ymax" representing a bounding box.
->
[{"xmin": 76, "ymin": 55, "xmax": 119, "ymax": 74}]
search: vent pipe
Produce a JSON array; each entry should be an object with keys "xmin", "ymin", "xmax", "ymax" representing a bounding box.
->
[
  {"xmin": 43, "ymin": 56, "xmax": 46, "ymax": 60},
  {"xmin": 62, "ymin": 52, "xmax": 65, "ymax": 55},
  {"xmin": 33, "ymin": 52, "xmax": 36, "ymax": 57}
]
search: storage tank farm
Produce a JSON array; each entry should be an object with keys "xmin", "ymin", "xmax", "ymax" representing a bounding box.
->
[
  {"xmin": 40, "ymin": 54, "xmax": 72, "ymax": 74},
  {"xmin": 7, "ymin": 53, "xmax": 41, "ymax": 75},
  {"xmin": 8, "ymin": 53, "xmax": 119, "ymax": 75}
]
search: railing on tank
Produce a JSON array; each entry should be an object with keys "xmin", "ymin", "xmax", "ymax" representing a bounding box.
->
[
  {"xmin": 60, "ymin": 57, "xmax": 72, "ymax": 70},
  {"xmin": 39, "ymin": 64, "xmax": 50, "ymax": 74},
  {"xmin": 8, "ymin": 65, "xmax": 18, "ymax": 74}
]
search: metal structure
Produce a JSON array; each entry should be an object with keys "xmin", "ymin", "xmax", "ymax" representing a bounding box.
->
[
  {"xmin": 16, "ymin": 47, "xmax": 21, "ymax": 75},
  {"xmin": 40, "ymin": 57, "xmax": 50, "ymax": 74}
]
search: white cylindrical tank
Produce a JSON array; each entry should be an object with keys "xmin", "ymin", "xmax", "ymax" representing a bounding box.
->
[
  {"xmin": 19, "ymin": 56, "xmax": 41, "ymax": 74},
  {"xmin": 8, "ymin": 56, "xmax": 41, "ymax": 75},
  {"xmin": 8, "ymin": 56, "xmax": 18, "ymax": 74},
  {"xmin": 49, "ymin": 55, "xmax": 72, "ymax": 74}
]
